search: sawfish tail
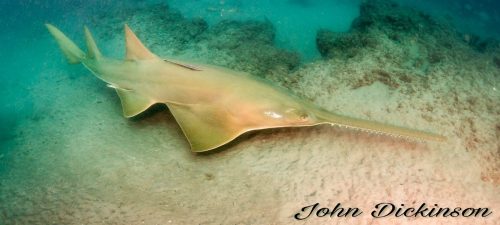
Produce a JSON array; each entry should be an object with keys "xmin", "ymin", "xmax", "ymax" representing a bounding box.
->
[
  {"xmin": 313, "ymin": 108, "xmax": 446, "ymax": 142},
  {"xmin": 45, "ymin": 24, "xmax": 102, "ymax": 64}
]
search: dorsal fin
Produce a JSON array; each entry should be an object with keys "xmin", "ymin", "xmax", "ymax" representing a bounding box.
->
[
  {"xmin": 84, "ymin": 26, "xmax": 102, "ymax": 59},
  {"xmin": 124, "ymin": 24, "xmax": 158, "ymax": 60}
]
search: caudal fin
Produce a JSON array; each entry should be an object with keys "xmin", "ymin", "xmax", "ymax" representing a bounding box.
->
[{"xmin": 45, "ymin": 24, "xmax": 85, "ymax": 64}]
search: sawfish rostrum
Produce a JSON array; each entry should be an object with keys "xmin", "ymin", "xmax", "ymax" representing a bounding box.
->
[{"xmin": 46, "ymin": 24, "xmax": 446, "ymax": 152}]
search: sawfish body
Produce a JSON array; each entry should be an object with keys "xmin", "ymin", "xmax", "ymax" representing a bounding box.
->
[{"xmin": 46, "ymin": 24, "xmax": 446, "ymax": 152}]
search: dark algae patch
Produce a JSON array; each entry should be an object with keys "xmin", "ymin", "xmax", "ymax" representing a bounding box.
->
[{"xmin": 316, "ymin": 29, "xmax": 377, "ymax": 59}]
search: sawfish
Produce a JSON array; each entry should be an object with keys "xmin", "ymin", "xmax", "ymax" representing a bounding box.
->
[{"xmin": 46, "ymin": 24, "xmax": 446, "ymax": 152}]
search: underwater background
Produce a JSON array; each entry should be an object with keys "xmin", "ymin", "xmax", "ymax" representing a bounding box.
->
[{"xmin": 0, "ymin": 0, "xmax": 499, "ymax": 224}]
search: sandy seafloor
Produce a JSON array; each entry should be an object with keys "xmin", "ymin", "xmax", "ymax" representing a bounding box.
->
[{"xmin": 0, "ymin": 0, "xmax": 499, "ymax": 224}]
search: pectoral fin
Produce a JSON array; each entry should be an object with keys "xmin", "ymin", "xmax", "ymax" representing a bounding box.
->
[
  {"xmin": 116, "ymin": 89, "xmax": 155, "ymax": 118},
  {"xmin": 167, "ymin": 103, "xmax": 243, "ymax": 152}
]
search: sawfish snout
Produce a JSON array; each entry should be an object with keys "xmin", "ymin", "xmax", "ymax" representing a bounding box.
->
[{"xmin": 310, "ymin": 106, "xmax": 447, "ymax": 142}]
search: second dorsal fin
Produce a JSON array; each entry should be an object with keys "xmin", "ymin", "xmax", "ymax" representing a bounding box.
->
[
  {"xmin": 84, "ymin": 26, "xmax": 102, "ymax": 59},
  {"xmin": 124, "ymin": 24, "xmax": 158, "ymax": 60}
]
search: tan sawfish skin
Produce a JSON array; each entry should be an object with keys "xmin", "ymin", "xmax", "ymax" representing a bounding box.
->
[{"xmin": 46, "ymin": 24, "xmax": 446, "ymax": 152}]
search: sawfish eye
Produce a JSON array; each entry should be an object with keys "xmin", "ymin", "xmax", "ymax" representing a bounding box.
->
[
  {"xmin": 299, "ymin": 112, "xmax": 309, "ymax": 120},
  {"xmin": 285, "ymin": 108, "xmax": 309, "ymax": 121}
]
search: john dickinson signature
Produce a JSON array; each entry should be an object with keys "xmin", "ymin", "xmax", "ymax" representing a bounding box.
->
[{"xmin": 294, "ymin": 202, "xmax": 492, "ymax": 220}]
